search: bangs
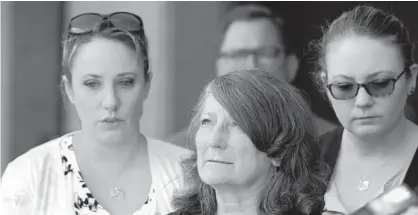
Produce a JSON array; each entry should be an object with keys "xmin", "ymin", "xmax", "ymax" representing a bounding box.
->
[{"xmin": 209, "ymin": 73, "xmax": 278, "ymax": 153}]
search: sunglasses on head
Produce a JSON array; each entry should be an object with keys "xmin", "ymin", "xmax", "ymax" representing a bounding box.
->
[
  {"xmin": 326, "ymin": 67, "xmax": 410, "ymax": 100},
  {"xmin": 67, "ymin": 12, "xmax": 144, "ymax": 38}
]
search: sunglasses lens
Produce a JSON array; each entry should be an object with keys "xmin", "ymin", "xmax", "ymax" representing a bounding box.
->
[
  {"xmin": 70, "ymin": 14, "xmax": 102, "ymax": 33},
  {"xmin": 329, "ymin": 84, "xmax": 357, "ymax": 100},
  {"xmin": 367, "ymin": 80, "xmax": 394, "ymax": 97},
  {"xmin": 111, "ymin": 13, "xmax": 143, "ymax": 31}
]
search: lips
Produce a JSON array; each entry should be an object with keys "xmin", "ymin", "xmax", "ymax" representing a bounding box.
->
[
  {"xmin": 353, "ymin": 116, "xmax": 380, "ymax": 122},
  {"xmin": 207, "ymin": 160, "xmax": 233, "ymax": 164},
  {"xmin": 354, "ymin": 116, "xmax": 379, "ymax": 120},
  {"xmin": 102, "ymin": 117, "xmax": 122, "ymax": 123}
]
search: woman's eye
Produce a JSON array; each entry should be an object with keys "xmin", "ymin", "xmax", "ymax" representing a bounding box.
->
[
  {"xmin": 370, "ymin": 79, "xmax": 391, "ymax": 88},
  {"xmin": 84, "ymin": 81, "xmax": 100, "ymax": 89},
  {"xmin": 335, "ymin": 83, "xmax": 354, "ymax": 91},
  {"xmin": 119, "ymin": 79, "xmax": 135, "ymax": 87},
  {"xmin": 201, "ymin": 118, "xmax": 212, "ymax": 125}
]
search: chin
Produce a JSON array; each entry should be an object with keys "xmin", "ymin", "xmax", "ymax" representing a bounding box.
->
[
  {"xmin": 99, "ymin": 130, "xmax": 126, "ymax": 142},
  {"xmin": 349, "ymin": 123, "xmax": 387, "ymax": 138},
  {"xmin": 198, "ymin": 168, "xmax": 232, "ymax": 186}
]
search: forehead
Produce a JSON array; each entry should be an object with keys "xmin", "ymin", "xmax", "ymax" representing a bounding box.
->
[
  {"xmin": 201, "ymin": 95, "xmax": 230, "ymax": 117},
  {"xmin": 221, "ymin": 18, "xmax": 282, "ymax": 51},
  {"xmin": 72, "ymin": 38, "xmax": 141, "ymax": 76},
  {"xmin": 326, "ymin": 36, "xmax": 403, "ymax": 80}
]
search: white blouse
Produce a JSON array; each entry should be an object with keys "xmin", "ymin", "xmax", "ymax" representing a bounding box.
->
[{"xmin": 0, "ymin": 132, "xmax": 192, "ymax": 215}]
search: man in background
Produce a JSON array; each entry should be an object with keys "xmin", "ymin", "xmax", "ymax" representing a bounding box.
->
[{"xmin": 166, "ymin": 3, "xmax": 336, "ymax": 150}]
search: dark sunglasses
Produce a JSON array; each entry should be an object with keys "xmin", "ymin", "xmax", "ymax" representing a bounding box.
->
[
  {"xmin": 326, "ymin": 67, "xmax": 410, "ymax": 100},
  {"xmin": 67, "ymin": 12, "xmax": 144, "ymax": 38}
]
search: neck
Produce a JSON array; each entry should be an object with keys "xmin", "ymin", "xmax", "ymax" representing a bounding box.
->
[
  {"xmin": 215, "ymin": 189, "xmax": 258, "ymax": 215},
  {"xmin": 75, "ymin": 129, "xmax": 147, "ymax": 164},
  {"xmin": 214, "ymin": 178, "xmax": 269, "ymax": 215},
  {"xmin": 344, "ymin": 116, "xmax": 410, "ymax": 157}
]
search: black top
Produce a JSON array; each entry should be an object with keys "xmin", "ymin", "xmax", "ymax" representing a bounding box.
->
[
  {"xmin": 319, "ymin": 126, "xmax": 418, "ymax": 189},
  {"xmin": 167, "ymin": 211, "xmax": 194, "ymax": 215},
  {"xmin": 167, "ymin": 210, "xmax": 316, "ymax": 215},
  {"xmin": 168, "ymin": 206, "xmax": 321, "ymax": 215}
]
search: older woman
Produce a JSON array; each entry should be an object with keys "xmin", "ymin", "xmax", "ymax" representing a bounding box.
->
[
  {"xmin": 0, "ymin": 12, "xmax": 190, "ymax": 215},
  {"xmin": 312, "ymin": 5, "xmax": 418, "ymax": 215},
  {"xmin": 169, "ymin": 69, "xmax": 328, "ymax": 215}
]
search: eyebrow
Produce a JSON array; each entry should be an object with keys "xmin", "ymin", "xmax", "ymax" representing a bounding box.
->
[
  {"xmin": 201, "ymin": 112, "xmax": 216, "ymax": 118},
  {"xmin": 82, "ymin": 74, "xmax": 101, "ymax": 78},
  {"xmin": 82, "ymin": 72, "xmax": 138, "ymax": 79},
  {"xmin": 332, "ymin": 71, "xmax": 395, "ymax": 81},
  {"xmin": 117, "ymin": 72, "xmax": 138, "ymax": 77},
  {"xmin": 366, "ymin": 71, "xmax": 395, "ymax": 78}
]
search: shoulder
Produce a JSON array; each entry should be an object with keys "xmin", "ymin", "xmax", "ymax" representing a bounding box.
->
[
  {"xmin": 148, "ymin": 136, "xmax": 192, "ymax": 179},
  {"xmin": 164, "ymin": 128, "xmax": 191, "ymax": 150},
  {"xmin": 0, "ymin": 133, "xmax": 74, "ymax": 212},
  {"xmin": 4, "ymin": 133, "xmax": 72, "ymax": 174},
  {"xmin": 313, "ymin": 114, "xmax": 338, "ymax": 136},
  {"xmin": 318, "ymin": 126, "xmax": 343, "ymax": 172},
  {"xmin": 318, "ymin": 126, "xmax": 343, "ymax": 146},
  {"xmin": 166, "ymin": 210, "xmax": 194, "ymax": 215},
  {"xmin": 148, "ymin": 137, "xmax": 192, "ymax": 161},
  {"xmin": 147, "ymin": 137, "xmax": 193, "ymax": 214}
]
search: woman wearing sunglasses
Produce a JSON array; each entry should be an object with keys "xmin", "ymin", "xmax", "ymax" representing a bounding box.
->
[
  {"xmin": 313, "ymin": 5, "xmax": 418, "ymax": 215},
  {"xmin": 0, "ymin": 12, "xmax": 190, "ymax": 215}
]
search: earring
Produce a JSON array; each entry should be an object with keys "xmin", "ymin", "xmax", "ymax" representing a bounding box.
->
[{"xmin": 409, "ymin": 87, "xmax": 415, "ymax": 95}]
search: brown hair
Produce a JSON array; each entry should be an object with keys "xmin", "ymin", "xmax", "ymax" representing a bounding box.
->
[
  {"xmin": 173, "ymin": 69, "xmax": 328, "ymax": 215},
  {"xmin": 311, "ymin": 5, "xmax": 415, "ymax": 94},
  {"xmin": 62, "ymin": 27, "xmax": 150, "ymax": 84}
]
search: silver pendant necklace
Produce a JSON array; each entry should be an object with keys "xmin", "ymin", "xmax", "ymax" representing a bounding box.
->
[
  {"xmin": 108, "ymin": 149, "xmax": 139, "ymax": 200},
  {"xmin": 355, "ymin": 143, "xmax": 412, "ymax": 192},
  {"xmin": 352, "ymin": 130, "xmax": 412, "ymax": 192},
  {"xmin": 72, "ymin": 135, "xmax": 145, "ymax": 201},
  {"xmin": 357, "ymin": 177, "xmax": 370, "ymax": 191},
  {"xmin": 110, "ymin": 187, "xmax": 126, "ymax": 200},
  {"xmin": 108, "ymin": 140, "xmax": 145, "ymax": 200},
  {"xmin": 355, "ymin": 157, "xmax": 392, "ymax": 192}
]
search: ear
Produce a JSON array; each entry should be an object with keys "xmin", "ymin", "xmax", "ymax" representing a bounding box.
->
[
  {"xmin": 285, "ymin": 53, "xmax": 299, "ymax": 83},
  {"xmin": 62, "ymin": 75, "xmax": 75, "ymax": 104},
  {"xmin": 320, "ymin": 71, "xmax": 327, "ymax": 83},
  {"xmin": 408, "ymin": 63, "xmax": 418, "ymax": 91},
  {"xmin": 144, "ymin": 72, "xmax": 153, "ymax": 99}
]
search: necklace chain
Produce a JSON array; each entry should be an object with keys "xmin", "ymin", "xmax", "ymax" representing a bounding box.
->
[
  {"xmin": 347, "ymin": 129, "xmax": 411, "ymax": 192},
  {"xmin": 72, "ymin": 135, "xmax": 144, "ymax": 201},
  {"xmin": 108, "ymin": 141, "xmax": 143, "ymax": 200}
]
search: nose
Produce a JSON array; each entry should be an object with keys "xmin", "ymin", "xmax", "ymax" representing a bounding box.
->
[
  {"xmin": 102, "ymin": 84, "xmax": 120, "ymax": 111},
  {"xmin": 354, "ymin": 87, "xmax": 374, "ymax": 108},
  {"xmin": 243, "ymin": 54, "xmax": 258, "ymax": 69},
  {"xmin": 207, "ymin": 125, "xmax": 228, "ymax": 149}
]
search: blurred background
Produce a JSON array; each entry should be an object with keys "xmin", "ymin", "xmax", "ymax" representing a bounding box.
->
[{"xmin": 1, "ymin": 1, "xmax": 418, "ymax": 176}]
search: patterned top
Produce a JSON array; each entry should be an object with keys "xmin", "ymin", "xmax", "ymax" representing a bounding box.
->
[
  {"xmin": 60, "ymin": 135, "xmax": 155, "ymax": 214},
  {"xmin": 0, "ymin": 132, "xmax": 191, "ymax": 215}
]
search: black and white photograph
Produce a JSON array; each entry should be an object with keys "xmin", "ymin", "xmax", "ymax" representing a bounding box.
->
[{"xmin": 1, "ymin": 1, "xmax": 418, "ymax": 215}]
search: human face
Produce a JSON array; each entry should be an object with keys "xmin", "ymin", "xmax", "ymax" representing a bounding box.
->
[
  {"xmin": 65, "ymin": 37, "xmax": 149, "ymax": 142},
  {"xmin": 217, "ymin": 19, "xmax": 289, "ymax": 81},
  {"xmin": 196, "ymin": 95, "xmax": 271, "ymax": 188},
  {"xmin": 325, "ymin": 36, "xmax": 414, "ymax": 137}
]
